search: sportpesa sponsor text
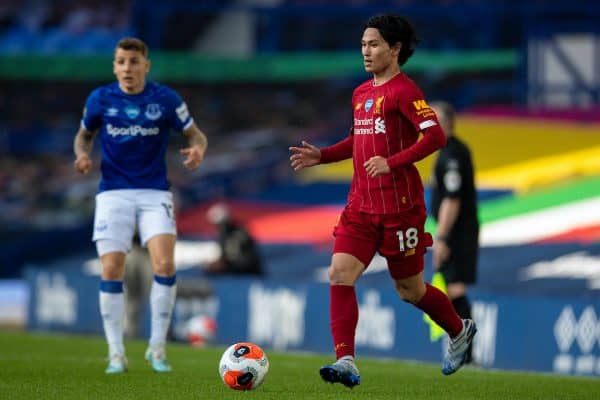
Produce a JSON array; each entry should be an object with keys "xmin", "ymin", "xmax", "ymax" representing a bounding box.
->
[{"xmin": 106, "ymin": 124, "xmax": 160, "ymax": 137}]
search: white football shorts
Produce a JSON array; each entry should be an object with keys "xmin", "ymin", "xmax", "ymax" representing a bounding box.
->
[{"xmin": 93, "ymin": 189, "xmax": 177, "ymax": 254}]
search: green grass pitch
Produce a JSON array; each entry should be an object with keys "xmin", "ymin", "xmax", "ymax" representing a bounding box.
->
[{"xmin": 0, "ymin": 330, "xmax": 598, "ymax": 399}]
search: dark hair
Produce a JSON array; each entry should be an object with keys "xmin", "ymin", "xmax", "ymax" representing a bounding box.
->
[
  {"xmin": 115, "ymin": 37, "xmax": 148, "ymax": 57},
  {"xmin": 365, "ymin": 14, "xmax": 419, "ymax": 66}
]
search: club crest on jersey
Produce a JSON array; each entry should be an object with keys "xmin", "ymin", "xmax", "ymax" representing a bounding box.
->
[
  {"xmin": 124, "ymin": 105, "xmax": 140, "ymax": 119},
  {"xmin": 365, "ymin": 99, "xmax": 374, "ymax": 112},
  {"xmin": 144, "ymin": 103, "xmax": 162, "ymax": 120},
  {"xmin": 374, "ymin": 96, "xmax": 384, "ymax": 114}
]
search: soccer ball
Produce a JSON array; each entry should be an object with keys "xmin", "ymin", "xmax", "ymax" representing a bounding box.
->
[
  {"xmin": 185, "ymin": 315, "xmax": 217, "ymax": 347},
  {"xmin": 218, "ymin": 342, "xmax": 269, "ymax": 390}
]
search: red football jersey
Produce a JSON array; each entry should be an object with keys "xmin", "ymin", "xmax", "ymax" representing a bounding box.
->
[{"xmin": 321, "ymin": 73, "xmax": 446, "ymax": 214}]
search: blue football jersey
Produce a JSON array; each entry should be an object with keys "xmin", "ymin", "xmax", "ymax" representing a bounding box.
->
[{"xmin": 81, "ymin": 81, "xmax": 193, "ymax": 192}]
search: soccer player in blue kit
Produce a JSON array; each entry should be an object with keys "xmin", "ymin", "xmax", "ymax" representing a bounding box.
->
[{"xmin": 73, "ymin": 38, "xmax": 208, "ymax": 374}]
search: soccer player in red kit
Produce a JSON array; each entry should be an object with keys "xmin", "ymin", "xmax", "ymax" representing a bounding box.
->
[{"xmin": 290, "ymin": 14, "xmax": 476, "ymax": 387}]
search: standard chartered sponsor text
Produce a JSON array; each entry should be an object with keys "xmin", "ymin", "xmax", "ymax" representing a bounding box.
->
[
  {"xmin": 354, "ymin": 118, "xmax": 373, "ymax": 126},
  {"xmin": 107, "ymin": 124, "xmax": 160, "ymax": 137},
  {"xmin": 354, "ymin": 118, "xmax": 374, "ymax": 135}
]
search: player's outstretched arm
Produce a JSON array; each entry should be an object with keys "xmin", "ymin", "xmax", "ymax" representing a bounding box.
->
[
  {"xmin": 181, "ymin": 122, "xmax": 208, "ymax": 171},
  {"xmin": 289, "ymin": 140, "xmax": 321, "ymax": 171},
  {"xmin": 73, "ymin": 127, "xmax": 97, "ymax": 174}
]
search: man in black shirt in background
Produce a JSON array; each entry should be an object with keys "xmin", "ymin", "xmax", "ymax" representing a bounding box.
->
[
  {"xmin": 205, "ymin": 203, "xmax": 263, "ymax": 276},
  {"xmin": 430, "ymin": 102, "xmax": 479, "ymax": 363}
]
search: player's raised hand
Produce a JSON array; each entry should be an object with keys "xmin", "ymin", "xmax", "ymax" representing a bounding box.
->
[
  {"xmin": 289, "ymin": 140, "xmax": 321, "ymax": 171},
  {"xmin": 74, "ymin": 154, "xmax": 92, "ymax": 174},
  {"xmin": 180, "ymin": 145, "xmax": 205, "ymax": 170},
  {"xmin": 364, "ymin": 156, "xmax": 391, "ymax": 177}
]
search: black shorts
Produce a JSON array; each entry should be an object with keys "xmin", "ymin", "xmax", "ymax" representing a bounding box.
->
[{"xmin": 439, "ymin": 234, "xmax": 478, "ymax": 284}]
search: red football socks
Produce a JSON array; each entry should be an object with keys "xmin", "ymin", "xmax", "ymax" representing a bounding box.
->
[
  {"xmin": 415, "ymin": 283, "xmax": 463, "ymax": 337},
  {"xmin": 330, "ymin": 284, "xmax": 358, "ymax": 359}
]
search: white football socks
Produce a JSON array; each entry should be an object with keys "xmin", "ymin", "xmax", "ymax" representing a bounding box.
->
[
  {"xmin": 99, "ymin": 290, "xmax": 125, "ymax": 357},
  {"xmin": 149, "ymin": 278, "xmax": 177, "ymax": 350}
]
